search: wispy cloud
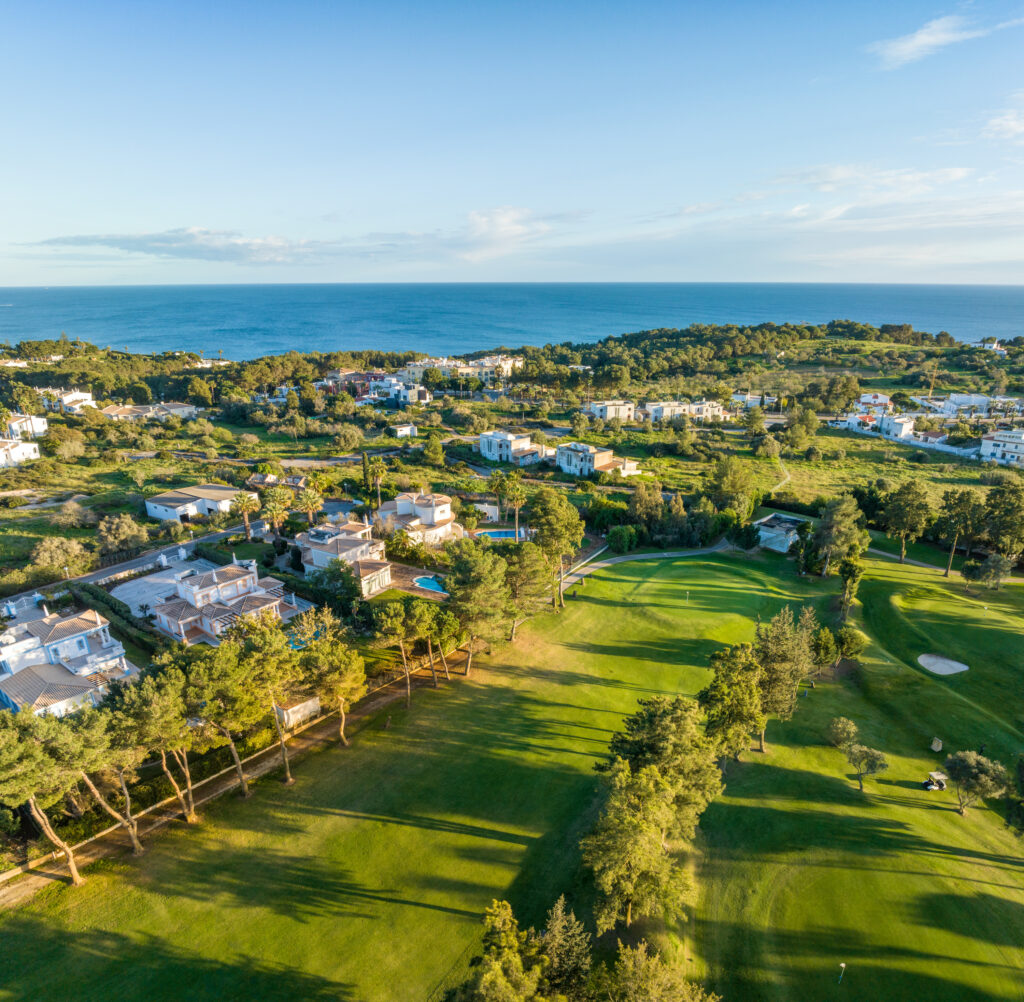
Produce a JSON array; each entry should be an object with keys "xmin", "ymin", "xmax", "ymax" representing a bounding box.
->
[
  {"xmin": 772, "ymin": 163, "xmax": 973, "ymax": 197},
  {"xmin": 868, "ymin": 14, "xmax": 1023, "ymax": 69},
  {"xmin": 34, "ymin": 226, "xmax": 321, "ymax": 264},
  {"xmin": 983, "ymin": 93, "xmax": 1024, "ymax": 142}
]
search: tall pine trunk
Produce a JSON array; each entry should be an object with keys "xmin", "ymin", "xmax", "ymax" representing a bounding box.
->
[
  {"xmin": 338, "ymin": 698, "xmax": 349, "ymax": 746},
  {"xmin": 945, "ymin": 532, "xmax": 959, "ymax": 577},
  {"xmin": 218, "ymin": 727, "xmax": 250, "ymax": 797},
  {"xmin": 437, "ymin": 638, "xmax": 451, "ymax": 680},
  {"xmin": 899, "ymin": 536, "xmax": 907, "ymax": 563},
  {"xmin": 759, "ymin": 727, "xmax": 767, "ymax": 753},
  {"xmin": 79, "ymin": 772, "xmax": 144, "ymax": 855},
  {"xmin": 271, "ymin": 703, "xmax": 294, "ymax": 785},
  {"xmin": 161, "ymin": 749, "xmax": 196, "ymax": 823},
  {"xmin": 465, "ymin": 636, "xmax": 476, "ymax": 677},
  {"xmin": 170, "ymin": 747, "xmax": 197, "ymax": 819},
  {"xmin": 426, "ymin": 637, "xmax": 438, "ymax": 687},
  {"xmin": 28, "ymin": 796, "xmax": 83, "ymax": 886},
  {"xmin": 398, "ymin": 640, "xmax": 411, "ymax": 708}
]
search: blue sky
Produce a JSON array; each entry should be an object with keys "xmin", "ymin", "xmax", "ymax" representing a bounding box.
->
[{"xmin": 2, "ymin": 1, "xmax": 1023, "ymax": 284}]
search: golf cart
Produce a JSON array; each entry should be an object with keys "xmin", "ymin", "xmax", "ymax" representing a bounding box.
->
[{"xmin": 922, "ymin": 771, "xmax": 947, "ymax": 791}]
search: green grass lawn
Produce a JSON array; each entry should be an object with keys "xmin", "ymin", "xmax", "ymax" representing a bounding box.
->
[{"xmin": 1, "ymin": 553, "xmax": 1021, "ymax": 1002}]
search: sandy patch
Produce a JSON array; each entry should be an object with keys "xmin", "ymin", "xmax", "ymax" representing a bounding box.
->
[{"xmin": 918, "ymin": 654, "xmax": 969, "ymax": 675}]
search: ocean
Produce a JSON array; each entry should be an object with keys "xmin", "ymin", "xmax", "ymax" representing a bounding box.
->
[{"xmin": 0, "ymin": 283, "xmax": 1021, "ymax": 361}]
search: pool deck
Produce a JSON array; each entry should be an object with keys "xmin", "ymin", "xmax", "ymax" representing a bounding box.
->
[{"xmin": 389, "ymin": 562, "xmax": 448, "ymax": 601}]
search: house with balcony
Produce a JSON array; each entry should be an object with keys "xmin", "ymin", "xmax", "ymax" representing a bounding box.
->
[
  {"xmin": 0, "ymin": 438, "xmax": 40, "ymax": 468},
  {"xmin": 637, "ymin": 401, "xmax": 690, "ymax": 422},
  {"xmin": 0, "ymin": 608, "xmax": 132, "ymax": 716},
  {"xmin": 35, "ymin": 387, "xmax": 97, "ymax": 414},
  {"xmin": 295, "ymin": 522, "xmax": 393, "ymax": 596},
  {"xmin": 145, "ymin": 484, "xmax": 255, "ymax": 523},
  {"xmin": 858, "ymin": 392, "xmax": 892, "ymax": 414},
  {"xmin": 376, "ymin": 492, "xmax": 465, "ymax": 545},
  {"xmin": 152, "ymin": 560, "xmax": 299, "ymax": 644},
  {"xmin": 878, "ymin": 414, "xmax": 915, "ymax": 440},
  {"xmin": 583, "ymin": 400, "xmax": 635, "ymax": 421},
  {"xmin": 981, "ymin": 429, "xmax": 1024, "ymax": 467},
  {"xmin": 555, "ymin": 441, "xmax": 640, "ymax": 478},
  {"xmin": 478, "ymin": 429, "xmax": 554, "ymax": 466},
  {"xmin": 6, "ymin": 413, "xmax": 48, "ymax": 439}
]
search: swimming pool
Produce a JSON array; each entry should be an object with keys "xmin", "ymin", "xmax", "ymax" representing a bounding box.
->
[
  {"xmin": 414, "ymin": 575, "xmax": 448, "ymax": 594},
  {"xmin": 475, "ymin": 528, "xmax": 526, "ymax": 539}
]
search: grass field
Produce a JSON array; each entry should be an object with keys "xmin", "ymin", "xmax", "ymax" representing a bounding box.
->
[{"xmin": 1, "ymin": 552, "xmax": 1022, "ymax": 1002}]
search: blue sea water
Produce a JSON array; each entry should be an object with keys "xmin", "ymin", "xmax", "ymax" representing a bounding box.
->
[{"xmin": 0, "ymin": 283, "xmax": 1021, "ymax": 360}]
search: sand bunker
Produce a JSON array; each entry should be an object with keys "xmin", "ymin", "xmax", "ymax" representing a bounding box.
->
[{"xmin": 918, "ymin": 654, "xmax": 969, "ymax": 676}]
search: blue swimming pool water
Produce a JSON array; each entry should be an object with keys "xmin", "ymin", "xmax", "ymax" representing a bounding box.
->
[
  {"xmin": 475, "ymin": 529, "xmax": 521, "ymax": 539},
  {"xmin": 414, "ymin": 575, "xmax": 448, "ymax": 593}
]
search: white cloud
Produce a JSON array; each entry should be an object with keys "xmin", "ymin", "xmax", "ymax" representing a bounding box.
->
[
  {"xmin": 983, "ymin": 93, "xmax": 1024, "ymax": 142},
  {"xmin": 461, "ymin": 207, "xmax": 552, "ymax": 261},
  {"xmin": 772, "ymin": 164, "xmax": 973, "ymax": 197},
  {"xmin": 867, "ymin": 14, "xmax": 1023, "ymax": 69}
]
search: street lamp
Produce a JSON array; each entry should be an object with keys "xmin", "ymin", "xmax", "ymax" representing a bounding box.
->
[{"xmin": 838, "ymin": 962, "xmax": 846, "ymax": 984}]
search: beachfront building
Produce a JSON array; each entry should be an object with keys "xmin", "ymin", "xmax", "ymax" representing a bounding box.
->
[
  {"xmin": 376, "ymin": 492, "xmax": 465, "ymax": 545},
  {"xmin": 152, "ymin": 561, "xmax": 298, "ymax": 644},
  {"xmin": 398, "ymin": 354, "xmax": 523, "ymax": 384},
  {"xmin": 295, "ymin": 522, "xmax": 392, "ymax": 597},
  {"xmin": 35, "ymin": 387, "xmax": 96, "ymax": 414},
  {"xmin": 583, "ymin": 400, "xmax": 635, "ymax": 421},
  {"xmin": 0, "ymin": 438, "xmax": 40, "ymax": 468},
  {"xmin": 145, "ymin": 484, "xmax": 255, "ymax": 523},
  {"xmin": 6, "ymin": 413, "xmax": 48, "ymax": 439},
  {"xmin": 0, "ymin": 608, "xmax": 131, "ymax": 716},
  {"xmin": 981, "ymin": 429, "xmax": 1024, "ymax": 467},
  {"xmin": 555, "ymin": 441, "xmax": 640, "ymax": 478}
]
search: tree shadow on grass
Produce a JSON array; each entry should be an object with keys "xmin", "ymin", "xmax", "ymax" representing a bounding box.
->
[
  {"xmin": 0, "ymin": 916, "xmax": 355, "ymax": 1002},
  {"xmin": 907, "ymin": 891, "xmax": 1024, "ymax": 948}
]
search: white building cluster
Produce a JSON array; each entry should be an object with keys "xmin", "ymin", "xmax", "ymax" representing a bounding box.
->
[
  {"xmin": 478, "ymin": 430, "xmax": 555, "ymax": 466},
  {"xmin": 398, "ymin": 354, "xmax": 523, "ymax": 384}
]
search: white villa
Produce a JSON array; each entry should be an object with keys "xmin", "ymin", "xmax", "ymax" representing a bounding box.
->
[
  {"xmin": 0, "ymin": 438, "xmax": 40, "ymax": 468},
  {"xmin": 555, "ymin": 442, "xmax": 640, "ymax": 478},
  {"xmin": 584, "ymin": 400, "xmax": 635, "ymax": 421},
  {"xmin": 6, "ymin": 413, "xmax": 48, "ymax": 439},
  {"xmin": 101, "ymin": 401, "xmax": 198, "ymax": 422},
  {"xmin": 981, "ymin": 429, "xmax": 1024, "ymax": 467},
  {"xmin": 731, "ymin": 391, "xmax": 778, "ymax": 410},
  {"xmin": 858, "ymin": 392, "xmax": 892, "ymax": 413},
  {"xmin": 478, "ymin": 429, "xmax": 555, "ymax": 466},
  {"xmin": 637, "ymin": 401, "xmax": 690, "ymax": 422},
  {"xmin": 153, "ymin": 561, "xmax": 298, "ymax": 644},
  {"xmin": 754, "ymin": 513, "xmax": 805, "ymax": 553},
  {"xmin": 878, "ymin": 414, "xmax": 915, "ymax": 440},
  {"xmin": 0, "ymin": 607, "xmax": 132, "ymax": 716},
  {"xmin": 295, "ymin": 521, "xmax": 392, "ymax": 596},
  {"xmin": 35, "ymin": 387, "xmax": 97, "ymax": 414},
  {"xmin": 376, "ymin": 491, "xmax": 465, "ymax": 545},
  {"xmin": 146, "ymin": 484, "xmax": 254, "ymax": 523}
]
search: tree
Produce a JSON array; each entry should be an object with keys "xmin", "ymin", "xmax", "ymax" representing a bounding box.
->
[
  {"xmin": 504, "ymin": 541, "xmax": 550, "ymax": 641},
  {"xmin": 601, "ymin": 940, "xmax": 721, "ymax": 1002},
  {"xmin": 811, "ymin": 626, "xmax": 838, "ymax": 677},
  {"xmin": 225, "ymin": 611, "xmax": 303, "ymax": 785},
  {"xmin": 601, "ymin": 696, "xmax": 722, "ymax": 841},
  {"xmin": 936, "ymin": 488, "xmax": 986, "ymax": 577},
  {"xmin": 368, "ymin": 456, "xmax": 388, "ymax": 509},
  {"xmin": 698, "ymin": 644, "xmax": 765, "ymax": 764},
  {"xmin": 0, "ymin": 710, "xmax": 86, "ymax": 885},
  {"xmin": 31, "ymin": 535, "xmax": 92, "ymax": 577},
  {"xmin": 812, "ymin": 495, "xmax": 866, "ymax": 576},
  {"xmin": 945, "ymin": 751, "xmax": 1011, "ymax": 815},
  {"xmin": 372, "ymin": 599, "xmax": 418, "ymax": 707},
  {"xmin": 743, "ymin": 406, "xmax": 766, "ymax": 436},
  {"xmin": 361, "ymin": 450, "xmax": 370, "ymax": 491},
  {"xmin": 979, "ymin": 552, "xmax": 1014, "ymax": 590},
  {"xmin": 231, "ymin": 491, "xmax": 261, "ymax": 542},
  {"xmin": 297, "ymin": 487, "xmax": 324, "ymax": 525},
  {"xmin": 883, "ymin": 481, "xmax": 932, "ymax": 562},
  {"xmin": 628, "ymin": 479, "xmax": 664, "ymax": 529},
  {"xmin": 833, "ymin": 625, "xmax": 866, "ymax": 673},
  {"xmin": 186, "ymin": 375, "xmax": 213, "ymax": 407},
  {"xmin": 530, "ymin": 488, "xmax": 585, "ymax": 609},
  {"xmin": 446, "ymin": 539, "xmax": 510, "ymax": 676},
  {"xmin": 52, "ymin": 500, "xmax": 98, "ymax": 530},
  {"xmin": 429, "ymin": 606, "xmax": 462, "ymax": 681},
  {"xmin": 581, "ymin": 760, "xmax": 686, "ymax": 933},
  {"xmin": 984, "ymin": 480, "xmax": 1024, "ymax": 559},
  {"xmin": 97, "ymin": 513, "xmax": 148, "ymax": 555},
  {"xmin": 707, "ymin": 456, "xmax": 749, "ymax": 515},
  {"xmin": 406, "ymin": 599, "xmax": 441, "ymax": 687},
  {"xmin": 845, "ymin": 744, "xmax": 888, "ymax": 791},
  {"xmin": 752, "ymin": 606, "xmax": 815, "ymax": 752},
  {"xmin": 607, "ymin": 524, "xmax": 637, "ymax": 553},
  {"xmin": 487, "ymin": 470, "xmax": 508, "ymax": 519},
  {"xmin": 261, "ymin": 485, "xmax": 292, "ymax": 536},
  {"xmin": 423, "ymin": 432, "xmax": 444, "ymax": 467},
  {"xmin": 505, "ymin": 476, "xmax": 527, "ymax": 539},
  {"xmin": 294, "ymin": 607, "xmax": 366, "ymax": 745},
  {"xmin": 838, "ymin": 558, "xmax": 864, "ymax": 620},
  {"xmin": 540, "ymin": 896, "xmax": 591, "ymax": 999},
  {"xmin": 828, "ymin": 716, "xmax": 859, "ymax": 751}
]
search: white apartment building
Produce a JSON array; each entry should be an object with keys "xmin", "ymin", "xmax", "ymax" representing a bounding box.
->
[
  {"xmin": 295, "ymin": 522, "xmax": 392, "ymax": 597},
  {"xmin": 555, "ymin": 442, "xmax": 640, "ymax": 478},
  {"xmin": 0, "ymin": 608, "xmax": 131, "ymax": 716},
  {"xmin": 153, "ymin": 561, "xmax": 298, "ymax": 644},
  {"xmin": 0, "ymin": 438, "xmax": 40, "ymax": 467},
  {"xmin": 638, "ymin": 401, "xmax": 690, "ymax": 422},
  {"xmin": 6, "ymin": 413, "xmax": 48, "ymax": 439},
  {"xmin": 584, "ymin": 400, "xmax": 635, "ymax": 421},
  {"xmin": 398, "ymin": 354, "xmax": 523, "ymax": 383},
  {"xmin": 688, "ymin": 399, "xmax": 727, "ymax": 421},
  {"xmin": 478, "ymin": 429, "xmax": 555, "ymax": 466},
  {"xmin": 36, "ymin": 387, "xmax": 96, "ymax": 414},
  {"xmin": 981, "ymin": 429, "xmax": 1024, "ymax": 467},
  {"xmin": 376, "ymin": 492, "xmax": 465, "ymax": 545},
  {"xmin": 145, "ymin": 484, "xmax": 255, "ymax": 523}
]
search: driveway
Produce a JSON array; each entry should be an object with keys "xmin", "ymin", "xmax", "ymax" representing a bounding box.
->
[{"xmin": 111, "ymin": 557, "xmax": 219, "ymax": 616}]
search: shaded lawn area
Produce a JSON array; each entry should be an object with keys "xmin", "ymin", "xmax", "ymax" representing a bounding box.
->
[{"xmin": 0, "ymin": 553, "xmax": 1021, "ymax": 1002}]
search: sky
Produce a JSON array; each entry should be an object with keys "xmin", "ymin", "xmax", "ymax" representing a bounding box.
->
[{"xmin": 2, "ymin": 1, "xmax": 1023, "ymax": 285}]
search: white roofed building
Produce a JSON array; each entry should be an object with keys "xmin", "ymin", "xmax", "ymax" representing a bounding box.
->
[
  {"xmin": 555, "ymin": 441, "xmax": 640, "ymax": 478},
  {"xmin": 981, "ymin": 429, "xmax": 1024, "ymax": 467},
  {"xmin": 376, "ymin": 492, "xmax": 465, "ymax": 545},
  {"xmin": 6, "ymin": 413, "xmax": 48, "ymax": 439},
  {"xmin": 0, "ymin": 438, "xmax": 40, "ymax": 467},
  {"xmin": 145, "ymin": 484, "xmax": 255, "ymax": 523}
]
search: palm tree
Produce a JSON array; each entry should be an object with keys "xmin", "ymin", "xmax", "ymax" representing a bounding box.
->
[
  {"xmin": 231, "ymin": 491, "xmax": 261, "ymax": 542},
  {"xmin": 261, "ymin": 486, "xmax": 292, "ymax": 536},
  {"xmin": 298, "ymin": 487, "xmax": 324, "ymax": 526},
  {"xmin": 487, "ymin": 470, "xmax": 507, "ymax": 520},
  {"xmin": 368, "ymin": 457, "xmax": 387, "ymax": 509},
  {"xmin": 505, "ymin": 476, "xmax": 527, "ymax": 539}
]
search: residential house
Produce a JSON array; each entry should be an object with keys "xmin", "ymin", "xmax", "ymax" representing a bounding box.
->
[
  {"xmin": 0, "ymin": 608, "xmax": 132, "ymax": 716},
  {"xmin": 858, "ymin": 392, "xmax": 892, "ymax": 413},
  {"xmin": 730, "ymin": 391, "xmax": 777, "ymax": 410},
  {"xmin": 392, "ymin": 423, "xmax": 417, "ymax": 438},
  {"xmin": 479, "ymin": 429, "xmax": 529, "ymax": 462},
  {"xmin": 145, "ymin": 484, "xmax": 254, "ymax": 523},
  {"xmin": 295, "ymin": 522, "xmax": 392, "ymax": 597},
  {"xmin": 688, "ymin": 399, "xmax": 727, "ymax": 422},
  {"xmin": 638, "ymin": 401, "xmax": 690, "ymax": 422},
  {"xmin": 376, "ymin": 492, "xmax": 465, "ymax": 545},
  {"xmin": 398, "ymin": 384, "xmax": 432, "ymax": 405},
  {"xmin": 754, "ymin": 513, "xmax": 805, "ymax": 554},
  {"xmin": 36, "ymin": 387, "xmax": 96, "ymax": 414},
  {"xmin": 0, "ymin": 438, "xmax": 40, "ymax": 468},
  {"xmin": 981, "ymin": 429, "xmax": 1024, "ymax": 467},
  {"xmin": 878, "ymin": 414, "xmax": 915, "ymax": 440},
  {"xmin": 246, "ymin": 472, "xmax": 280, "ymax": 490},
  {"xmin": 583, "ymin": 400, "xmax": 635, "ymax": 421},
  {"xmin": 152, "ymin": 561, "xmax": 298, "ymax": 644},
  {"xmin": 555, "ymin": 441, "xmax": 640, "ymax": 478},
  {"xmin": 281, "ymin": 474, "xmax": 308, "ymax": 492},
  {"xmin": 6, "ymin": 413, "xmax": 48, "ymax": 439}
]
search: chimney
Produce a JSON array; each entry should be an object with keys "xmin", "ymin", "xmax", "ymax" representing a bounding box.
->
[{"xmin": 41, "ymin": 603, "xmax": 48, "ymax": 617}]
